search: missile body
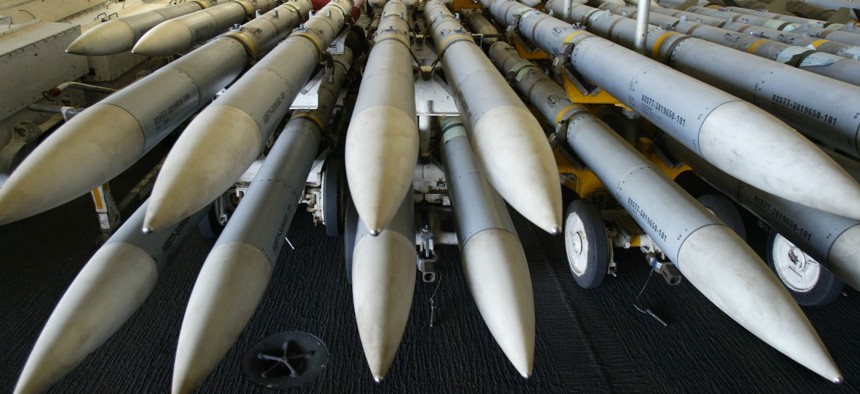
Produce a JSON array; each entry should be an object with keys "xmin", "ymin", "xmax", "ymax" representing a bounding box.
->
[
  {"xmin": 650, "ymin": 5, "xmax": 729, "ymax": 26},
  {"xmin": 345, "ymin": 0, "xmax": 418, "ymax": 234},
  {"xmin": 440, "ymin": 117, "xmax": 535, "ymax": 378},
  {"xmin": 424, "ymin": 0, "xmax": 562, "ymax": 235},
  {"xmin": 14, "ymin": 201, "xmax": 206, "ymax": 394},
  {"xmin": 0, "ymin": 0, "xmax": 313, "ymax": 226},
  {"xmin": 547, "ymin": 1, "xmax": 860, "ymax": 158},
  {"xmin": 66, "ymin": 1, "xmax": 208, "ymax": 55},
  {"xmin": 725, "ymin": 6, "xmax": 857, "ymax": 30},
  {"xmin": 144, "ymin": 0, "xmax": 352, "ymax": 232},
  {"xmin": 665, "ymin": 139, "xmax": 860, "ymax": 294},
  {"xmin": 133, "ymin": 0, "xmax": 279, "ymax": 57},
  {"xmin": 487, "ymin": 38, "xmax": 842, "ymax": 383},
  {"xmin": 715, "ymin": 20, "xmax": 860, "ymax": 60},
  {"xmin": 172, "ymin": 47, "xmax": 354, "ymax": 394},
  {"xmin": 483, "ymin": 0, "xmax": 860, "ymax": 220},
  {"xmin": 686, "ymin": 5, "xmax": 860, "ymax": 47},
  {"xmin": 591, "ymin": 2, "xmax": 860, "ymax": 86},
  {"xmin": 351, "ymin": 191, "xmax": 416, "ymax": 382}
]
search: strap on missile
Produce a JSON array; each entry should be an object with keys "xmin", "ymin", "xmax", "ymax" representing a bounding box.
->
[
  {"xmin": 234, "ymin": 0, "xmax": 256, "ymax": 16},
  {"xmin": 281, "ymin": 2, "xmax": 308, "ymax": 21},
  {"xmin": 192, "ymin": 0, "xmax": 211, "ymax": 9},
  {"xmin": 291, "ymin": 111, "xmax": 325, "ymax": 130},
  {"xmin": 783, "ymin": 49, "xmax": 821, "ymax": 68},
  {"xmin": 224, "ymin": 30, "xmax": 260, "ymax": 60}
]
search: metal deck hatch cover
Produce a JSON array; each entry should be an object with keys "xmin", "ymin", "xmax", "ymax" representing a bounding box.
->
[{"xmin": 242, "ymin": 331, "xmax": 330, "ymax": 389}]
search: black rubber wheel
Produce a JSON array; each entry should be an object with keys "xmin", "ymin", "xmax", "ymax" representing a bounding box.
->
[
  {"xmin": 697, "ymin": 193, "xmax": 747, "ymax": 241},
  {"xmin": 765, "ymin": 229, "xmax": 843, "ymax": 306},
  {"xmin": 322, "ymin": 159, "xmax": 345, "ymax": 237},
  {"xmin": 343, "ymin": 198, "xmax": 358, "ymax": 284},
  {"xmin": 563, "ymin": 199, "xmax": 610, "ymax": 289}
]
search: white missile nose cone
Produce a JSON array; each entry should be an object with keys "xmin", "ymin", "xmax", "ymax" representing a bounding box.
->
[
  {"xmin": 133, "ymin": 20, "xmax": 192, "ymax": 56},
  {"xmin": 66, "ymin": 20, "xmax": 136, "ymax": 55},
  {"xmin": 141, "ymin": 226, "xmax": 154, "ymax": 234},
  {"xmin": 373, "ymin": 375, "xmax": 384, "ymax": 383},
  {"xmin": 520, "ymin": 370, "xmax": 532, "ymax": 379},
  {"xmin": 834, "ymin": 375, "xmax": 844, "ymax": 384},
  {"xmin": 370, "ymin": 227, "xmax": 381, "ymax": 236},
  {"xmin": 549, "ymin": 225, "xmax": 562, "ymax": 235}
]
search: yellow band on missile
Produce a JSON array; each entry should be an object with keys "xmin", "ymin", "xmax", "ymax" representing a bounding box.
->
[
  {"xmin": 439, "ymin": 32, "xmax": 473, "ymax": 53},
  {"xmin": 555, "ymin": 104, "xmax": 578, "ymax": 126},
  {"xmin": 651, "ymin": 31, "xmax": 680, "ymax": 60},
  {"xmin": 192, "ymin": 0, "xmax": 211, "ymax": 9},
  {"xmin": 562, "ymin": 30, "xmax": 588, "ymax": 44},
  {"xmin": 234, "ymin": 0, "xmax": 255, "ymax": 16},
  {"xmin": 746, "ymin": 38, "xmax": 769, "ymax": 54},
  {"xmin": 809, "ymin": 39, "xmax": 828, "ymax": 48},
  {"xmin": 292, "ymin": 111, "xmax": 324, "ymax": 130},
  {"xmin": 225, "ymin": 30, "xmax": 259, "ymax": 59},
  {"xmin": 281, "ymin": 2, "xmax": 306, "ymax": 20},
  {"xmin": 293, "ymin": 31, "xmax": 324, "ymax": 55},
  {"xmin": 91, "ymin": 185, "xmax": 106, "ymax": 211}
]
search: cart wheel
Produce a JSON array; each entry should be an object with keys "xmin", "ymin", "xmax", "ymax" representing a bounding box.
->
[
  {"xmin": 766, "ymin": 230, "xmax": 843, "ymax": 306},
  {"xmin": 343, "ymin": 198, "xmax": 358, "ymax": 284},
  {"xmin": 563, "ymin": 199, "xmax": 610, "ymax": 289},
  {"xmin": 322, "ymin": 159, "xmax": 345, "ymax": 237},
  {"xmin": 697, "ymin": 193, "xmax": 746, "ymax": 241},
  {"xmin": 198, "ymin": 207, "xmax": 223, "ymax": 239}
]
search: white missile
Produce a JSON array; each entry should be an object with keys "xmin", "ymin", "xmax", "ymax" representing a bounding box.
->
[
  {"xmin": 486, "ymin": 35, "xmax": 842, "ymax": 383},
  {"xmin": 143, "ymin": 0, "xmax": 353, "ymax": 233},
  {"xmin": 424, "ymin": 0, "xmax": 562, "ymax": 235},
  {"xmin": 133, "ymin": 0, "xmax": 279, "ymax": 57},
  {"xmin": 440, "ymin": 117, "xmax": 535, "ymax": 378},
  {"xmin": 66, "ymin": 2, "xmax": 207, "ymax": 55},
  {"xmin": 14, "ymin": 201, "xmax": 206, "ymax": 394},
  {"xmin": 171, "ymin": 47, "xmax": 354, "ymax": 393},
  {"xmin": 0, "ymin": 0, "xmax": 313, "ymax": 226},
  {"xmin": 345, "ymin": 0, "xmax": 418, "ymax": 234},
  {"xmin": 351, "ymin": 192, "xmax": 416, "ymax": 381}
]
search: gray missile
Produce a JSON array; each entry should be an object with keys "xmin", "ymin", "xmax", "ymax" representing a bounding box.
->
[
  {"xmin": 650, "ymin": 4, "xmax": 729, "ymax": 26},
  {"xmin": 351, "ymin": 191, "xmax": 416, "ymax": 382},
  {"xmin": 440, "ymin": 117, "xmax": 535, "ymax": 378},
  {"xmin": 132, "ymin": 0, "xmax": 279, "ymax": 57},
  {"xmin": 143, "ymin": 0, "xmax": 352, "ymax": 233},
  {"xmin": 590, "ymin": 1, "xmax": 860, "ymax": 87},
  {"xmin": 664, "ymin": 138, "xmax": 860, "ymax": 294},
  {"xmin": 345, "ymin": 0, "xmax": 418, "ymax": 235},
  {"xmin": 13, "ymin": 200, "xmax": 206, "ymax": 394},
  {"xmin": 424, "ymin": 0, "xmax": 562, "ymax": 235},
  {"xmin": 686, "ymin": 5, "xmax": 860, "ymax": 47},
  {"xmin": 172, "ymin": 48, "xmax": 354, "ymax": 394},
  {"xmin": 66, "ymin": 1, "xmax": 208, "ymax": 55},
  {"xmin": 0, "ymin": 0, "xmax": 313, "ymax": 226},
  {"xmin": 483, "ymin": 0, "xmax": 860, "ymax": 220},
  {"xmin": 725, "ymin": 5, "xmax": 858, "ymax": 29},
  {"xmin": 714, "ymin": 20, "xmax": 860, "ymax": 60},
  {"xmin": 487, "ymin": 39, "xmax": 842, "ymax": 382},
  {"xmin": 547, "ymin": 1, "xmax": 860, "ymax": 159}
]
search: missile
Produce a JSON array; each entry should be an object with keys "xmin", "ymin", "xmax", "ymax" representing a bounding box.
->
[
  {"xmin": 649, "ymin": 4, "xmax": 729, "ymax": 26},
  {"xmin": 351, "ymin": 191, "xmax": 416, "ymax": 382},
  {"xmin": 345, "ymin": 0, "xmax": 418, "ymax": 234},
  {"xmin": 424, "ymin": 0, "xmax": 562, "ymax": 235},
  {"xmin": 0, "ymin": 0, "xmax": 313, "ymax": 226},
  {"xmin": 171, "ymin": 47, "xmax": 354, "ymax": 394},
  {"xmin": 589, "ymin": 1, "xmax": 860, "ymax": 87},
  {"xmin": 482, "ymin": 0, "xmax": 860, "ymax": 220},
  {"xmin": 685, "ymin": 5, "xmax": 860, "ymax": 47},
  {"xmin": 487, "ymin": 38, "xmax": 842, "ymax": 382},
  {"xmin": 143, "ymin": 0, "xmax": 353, "ymax": 233},
  {"xmin": 440, "ymin": 117, "xmax": 535, "ymax": 378},
  {"xmin": 13, "ymin": 200, "xmax": 206, "ymax": 394},
  {"xmin": 714, "ymin": 20, "xmax": 860, "ymax": 60},
  {"xmin": 547, "ymin": 1, "xmax": 860, "ymax": 159},
  {"xmin": 725, "ymin": 5, "xmax": 859, "ymax": 29},
  {"xmin": 66, "ymin": 1, "xmax": 208, "ymax": 55},
  {"xmin": 133, "ymin": 0, "xmax": 279, "ymax": 57},
  {"xmin": 665, "ymin": 138, "xmax": 860, "ymax": 295}
]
